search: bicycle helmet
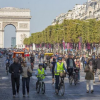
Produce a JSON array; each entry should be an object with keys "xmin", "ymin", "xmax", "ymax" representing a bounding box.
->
[
  {"xmin": 58, "ymin": 57, "xmax": 62, "ymax": 61},
  {"xmin": 39, "ymin": 63, "xmax": 43, "ymax": 67}
]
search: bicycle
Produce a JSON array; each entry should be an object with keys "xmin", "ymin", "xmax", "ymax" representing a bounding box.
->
[
  {"xmin": 6, "ymin": 63, "xmax": 10, "ymax": 75},
  {"xmin": 69, "ymin": 68, "xmax": 79, "ymax": 85},
  {"xmin": 36, "ymin": 74, "xmax": 46, "ymax": 94},
  {"xmin": 56, "ymin": 72, "xmax": 66, "ymax": 96},
  {"xmin": 73, "ymin": 68, "xmax": 79, "ymax": 85}
]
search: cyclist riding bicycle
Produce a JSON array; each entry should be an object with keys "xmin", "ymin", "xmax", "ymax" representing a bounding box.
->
[
  {"xmin": 67, "ymin": 54, "xmax": 76, "ymax": 78},
  {"xmin": 6, "ymin": 56, "xmax": 10, "ymax": 71},
  {"xmin": 55, "ymin": 57, "xmax": 67, "ymax": 94},
  {"xmin": 35, "ymin": 63, "xmax": 47, "ymax": 89},
  {"xmin": 8, "ymin": 51, "xmax": 12, "ymax": 61}
]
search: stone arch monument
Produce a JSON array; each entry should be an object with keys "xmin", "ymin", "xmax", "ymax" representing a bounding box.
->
[{"xmin": 0, "ymin": 7, "xmax": 31, "ymax": 48}]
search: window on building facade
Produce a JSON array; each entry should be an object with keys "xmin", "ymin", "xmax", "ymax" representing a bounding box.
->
[{"xmin": 89, "ymin": 11, "xmax": 92, "ymax": 17}]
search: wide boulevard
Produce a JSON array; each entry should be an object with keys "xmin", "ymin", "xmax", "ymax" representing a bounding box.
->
[{"xmin": 0, "ymin": 57, "xmax": 100, "ymax": 100}]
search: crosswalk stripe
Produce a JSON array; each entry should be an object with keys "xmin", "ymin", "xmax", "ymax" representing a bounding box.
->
[
  {"xmin": 2, "ymin": 77, "xmax": 9, "ymax": 79},
  {"xmin": 32, "ymin": 76, "xmax": 37, "ymax": 79}
]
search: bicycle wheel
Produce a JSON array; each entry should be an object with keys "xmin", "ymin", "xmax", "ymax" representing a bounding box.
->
[
  {"xmin": 69, "ymin": 76, "xmax": 73, "ymax": 85},
  {"xmin": 74, "ymin": 74, "xmax": 78, "ymax": 85},
  {"xmin": 36, "ymin": 82, "xmax": 41, "ymax": 94},
  {"xmin": 42, "ymin": 82, "xmax": 45, "ymax": 94},
  {"xmin": 59, "ymin": 84, "xmax": 65, "ymax": 96},
  {"xmin": 6, "ymin": 66, "xmax": 9, "ymax": 75}
]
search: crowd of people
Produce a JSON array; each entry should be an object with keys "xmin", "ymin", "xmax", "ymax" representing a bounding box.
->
[
  {"xmin": 3, "ymin": 49, "xmax": 100, "ymax": 97},
  {"xmin": 37, "ymin": 51, "xmax": 100, "ymax": 94}
]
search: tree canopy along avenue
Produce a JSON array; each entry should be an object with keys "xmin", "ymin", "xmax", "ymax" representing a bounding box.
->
[{"xmin": 24, "ymin": 19, "xmax": 100, "ymax": 45}]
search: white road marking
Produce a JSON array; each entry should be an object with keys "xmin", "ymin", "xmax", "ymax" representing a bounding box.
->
[
  {"xmin": 2, "ymin": 77, "xmax": 9, "ymax": 80},
  {"xmin": 32, "ymin": 76, "xmax": 37, "ymax": 79}
]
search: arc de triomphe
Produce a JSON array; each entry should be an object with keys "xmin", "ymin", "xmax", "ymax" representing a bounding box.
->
[{"xmin": 0, "ymin": 7, "xmax": 31, "ymax": 48}]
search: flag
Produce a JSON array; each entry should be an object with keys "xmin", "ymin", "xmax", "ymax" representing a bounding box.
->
[
  {"xmin": 79, "ymin": 42, "xmax": 81, "ymax": 50},
  {"xmin": 40, "ymin": 44, "xmax": 42, "ymax": 48},
  {"xmin": 87, "ymin": 43, "xmax": 90, "ymax": 50},
  {"xmin": 69, "ymin": 43, "xmax": 72, "ymax": 49},
  {"xmin": 49, "ymin": 44, "xmax": 51, "ymax": 48},
  {"xmin": 45, "ymin": 44, "xmax": 47, "ymax": 48},
  {"xmin": 67, "ymin": 43, "xmax": 70, "ymax": 49}
]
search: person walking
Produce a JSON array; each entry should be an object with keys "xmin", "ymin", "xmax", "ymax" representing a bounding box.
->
[
  {"xmin": 62, "ymin": 57, "xmax": 67, "ymax": 68},
  {"xmin": 81, "ymin": 54, "xmax": 87, "ymax": 70},
  {"xmin": 38, "ymin": 53, "xmax": 41, "ymax": 63},
  {"xmin": 17, "ymin": 54, "xmax": 22, "ymax": 64},
  {"xmin": 6, "ymin": 56, "xmax": 10, "ymax": 72},
  {"xmin": 96, "ymin": 55, "xmax": 100, "ymax": 81},
  {"xmin": 67, "ymin": 54, "xmax": 76, "ymax": 78},
  {"xmin": 22, "ymin": 61, "xmax": 32, "ymax": 97},
  {"xmin": 75, "ymin": 58, "xmax": 80, "ymax": 81},
  {"xmin": 51, "ymin": 58, "xmax": 56, "ymax": 85},
  {"xmin": 80, "ymin": 55, "xmax": 83, "ymax": 69},
  {"xmin": 87, "ymin": 55, "xmax": 96, "ymax": 83},
  {"xmin": 9, "ymin": 58, "xmax": 23, "ymax": 98},
  {"xmin": 43, "ymin": 61, "xmax": 47, "ymax": 70},
  {"xmin": 30, "ymin": 54, "xmax": 35, "ymax": 71},
  {"xmin": 41, "ymin": 52, "xmax": 44, "ymax": 62},
  {"xmin": 84, "ymin": 61, "xmax": 94, "ymax": 93},
  {"xmin": 46, "ymin": 55, "xmax": 50, "ymax": 67},
  {"xmin": 65, "ymin": 54, "xmax": 68, "ymax": 64}
]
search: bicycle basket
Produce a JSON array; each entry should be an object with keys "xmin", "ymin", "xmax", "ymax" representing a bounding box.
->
[{"xmin": 60, "ymin": 72, "xmax": 66, "ymax": 78}]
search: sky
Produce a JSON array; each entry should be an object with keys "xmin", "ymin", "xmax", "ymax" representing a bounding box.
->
[{"xmin": 0, "ymin": 0, "xmax": 87, "ymax": 48}]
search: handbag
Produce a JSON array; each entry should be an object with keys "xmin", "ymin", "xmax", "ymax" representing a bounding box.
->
[{"xmin": 27, "ymin": 67, "xmax": 32, "ymax": 77}]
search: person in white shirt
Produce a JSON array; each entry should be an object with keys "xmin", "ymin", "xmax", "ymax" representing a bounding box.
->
[
  {"xmin": 84, "ymin": 61, "xmax": 94, "ymax": 93},
  {"xmin": 22, "ymin": 61, "xmax": 32, "ymax": 97}
]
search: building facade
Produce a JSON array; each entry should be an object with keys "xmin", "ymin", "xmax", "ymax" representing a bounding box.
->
[
  {"xmin": 0, "ymin": 7, "xmax": 31, "ymax": 48},
  {"xmin": 52, "ymin": 0, "xmax": 100, "ymax": 25}
]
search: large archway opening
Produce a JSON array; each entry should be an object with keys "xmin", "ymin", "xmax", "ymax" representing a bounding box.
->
[
  {"xmin": 4, "ymin": 25, "xmax": 16, "ymax": 48},
  {"xmin": 0, "ymin": 7, "xmax": 31, "ymax": 48}
]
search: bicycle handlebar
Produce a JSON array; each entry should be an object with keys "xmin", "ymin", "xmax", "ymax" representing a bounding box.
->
[{"xmin": 36, "ymin": 74, "xmax": 47, "ymax": 77}]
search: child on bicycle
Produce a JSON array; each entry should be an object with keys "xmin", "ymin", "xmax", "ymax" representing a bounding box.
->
[{"xmin": 35, "ymin": 63, "xmax": 47, "ymax": 89}]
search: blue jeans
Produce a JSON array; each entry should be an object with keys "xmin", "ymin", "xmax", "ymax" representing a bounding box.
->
[
  {"xmin": 39, "ymin": 58, "xmax": 41, "ymax": 63},
  {"xmin": 78, "ymin": 71, "xmax": 80, "ymax": 80},
  {"xmin": 11, "ymin": 76, "xmax": 20, "ymax": 95},
  {"xmin": 55, "ymin": 75, "xmax": 59, "ymax": 90},
  {"xmin": 83, "ymin": 63, "xmax": 86, "ymax": 70},
  {"xmin": 22, "ymin": 77, "xmax": 30, "ymax": 95}
]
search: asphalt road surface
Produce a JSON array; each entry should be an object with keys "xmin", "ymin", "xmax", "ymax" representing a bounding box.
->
[{"xmin": 0, "ymin": 57, "xmax": 100, "ymax": 100}]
